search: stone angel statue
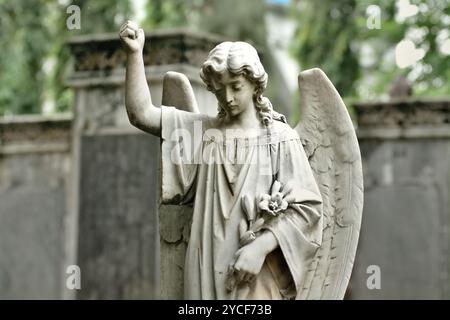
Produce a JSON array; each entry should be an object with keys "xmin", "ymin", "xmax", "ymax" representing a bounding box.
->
[{"xmin": 119, "ymin": 21, "xmax": 363, "ymax": 300}]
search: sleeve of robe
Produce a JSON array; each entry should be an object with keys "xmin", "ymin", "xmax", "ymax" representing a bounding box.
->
[
  {"xmin": 159, "ymin": 106, "xmax": 209, "ymax": 205},
  {"xmin": 262, "ymin": 130, "xmax": 324, "ymax": 298}
]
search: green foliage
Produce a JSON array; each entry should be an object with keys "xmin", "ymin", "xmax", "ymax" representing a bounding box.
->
[
  {"xmin": 401, "ymin": 0, "xmax": 450, "ymax": 96},
  {"xmin": 0, "ymin": 0, "xmax": 53, "ymax": 115},
  {"xmin": 0, "ymin": 0, "xmax": 132, "ymax": 116},
  {"xmin": 141, "ymin": 0, "xmax": 268, "ymax": 48},
  {"xmin": 290, "ymin": 0, "xmax": 360, "ymax": 97},
  {"xmin": 195, "ymin": 0, "xmax": 268, "ymax": 48},
  {"xmin": 71, "ymin": 0, "xmax": 133, "ymax": 35},
  {"xmin": 0, "ymin": 0, "xmax": 269, "ymax": 116},
  {"xmin": 2, "ymin": 0, "xmax": 449, "ymax": 116},
  {"xmin": 290, "ymin": 0, "xmax": 450, "ymax": 99},
  {"xmin": 143, "ymin": 0, "xmax": 188, "ymax": 29}
]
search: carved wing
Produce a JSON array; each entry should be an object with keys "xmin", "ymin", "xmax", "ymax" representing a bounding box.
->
[
  {"xmin": 294, "ymin": 68, "xmax": 363, "ymax": 299},
  {"xmin": 159, "ymin": 71, "xmax": 199, "ymax": 298},
  {"xmin": 161, "ymin": 71, "xmax": 200, "ymax": 113}
]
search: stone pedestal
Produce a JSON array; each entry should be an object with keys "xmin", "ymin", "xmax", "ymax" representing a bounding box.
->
[
  {"xmin": 350, "ymin": 99, "xmax": 450, "ymax": 299},
  {"xmin": 67, "ymin": 30, "xmax": 223, "ymax": 299}
]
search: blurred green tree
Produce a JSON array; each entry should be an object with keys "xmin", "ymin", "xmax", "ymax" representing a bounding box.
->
[
  {"xmin": 291, "ymin": 0, "xmax": 450, "ymax": 99},
  {"xmin": 141, "ymin": 0, "xmax": 267, "ymax": 48},
  {"xmin": 0, "ymin": 1, "xmax": 53, "ymax": 115},
  {"xmin": 290, "ymin": 0, "xmax": 360, "ymax": 97},
  {"xmin": 143, "ymin": 0, "xmax": 188, "ymax": 29},
  {"xmin": 51, "ymin": 1, "xmax": 133, "ymax": 113},
  {"xmin": 0, "ymin": 0, "xmax": 132, "ymax": 116},
  {"xmin": 2, "ymin": 0, "xmax": 449, "ymax": 116}
]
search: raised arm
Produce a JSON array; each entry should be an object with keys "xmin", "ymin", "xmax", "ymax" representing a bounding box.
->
[{"xmin": 119, "ymin": 21, "xmax": 161, "ymax": 137}]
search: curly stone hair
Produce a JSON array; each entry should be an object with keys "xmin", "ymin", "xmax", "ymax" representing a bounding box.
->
[{"xmin": 200, "ymin": 41, "xmax": 285, "ymax": 126}]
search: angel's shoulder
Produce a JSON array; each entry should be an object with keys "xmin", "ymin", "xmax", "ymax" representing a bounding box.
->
[{"xmin": 270, "ymin": 119, "xmax": 300, "ymax": 140}]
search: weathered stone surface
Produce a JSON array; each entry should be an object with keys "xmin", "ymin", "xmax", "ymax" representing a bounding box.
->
[
  {"xmin": 354, "ymin": 99, "xmax": 450, "ymax": 129},
  {"xmin": 350, "ymin": 100, "xmax": 450, "ymax": 299},
  {"xmin": 77, "ymin": 134, "xmax": 159, "ymax": 299},
  {"xmin": 68, "ymin": 30, "xmax": 226, "ymax": 73},
  {"xmin": 0, "ymin": 116, "xmax": 72, "ymax": 299},
  {"xmin": 0, "ymin": 178, "xmax": 66, "ymax": 299},
  {"xmin": 159, "ymin": 204, "xmax": 192, "ymax": 299}
]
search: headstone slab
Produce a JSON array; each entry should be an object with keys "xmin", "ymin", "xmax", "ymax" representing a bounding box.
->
[
  {"xmin": 351, "ymin": 99, "xmax": 450, "ymax": 299},
  {"xmin": 0, "ymin": 115, "xmax": 72, "ymax": 299}
]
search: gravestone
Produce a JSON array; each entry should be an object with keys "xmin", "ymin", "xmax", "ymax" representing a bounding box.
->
[
  {"xmin": 350, "ymin": 99, "xmax": 450, "ymax": 299},
  {"xmin": 0, "ymin": 115, "xmax": 72, "ymax": 299}
]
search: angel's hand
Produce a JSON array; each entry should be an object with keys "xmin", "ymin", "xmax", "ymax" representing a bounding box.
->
[
  {"xmin": 227, "ymin": 242, "xmax": 266, "ymax": 290},
  {"xmin": 119, "ymin": 20, "xmax": 145, "ymax": 54},
  {"xmin": 227, "ymin": 231, "xmax": 278, "ymax": 291}
]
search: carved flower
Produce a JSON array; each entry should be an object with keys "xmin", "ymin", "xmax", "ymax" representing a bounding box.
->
[{"xmin": 258, "ymin": 180, "xmax": 288, "ymax": 217}]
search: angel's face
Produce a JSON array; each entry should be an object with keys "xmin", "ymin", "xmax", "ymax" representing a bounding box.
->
[{"xmin": 211, "ymin": 71, "xmax": 256, "ymax": 118}]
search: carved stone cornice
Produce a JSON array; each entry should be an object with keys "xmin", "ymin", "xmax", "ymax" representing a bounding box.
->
[
  {"xmin": 0, "ymin": 115, "xmax": 72, "ymax": 154},
  {"xmin": 354, "ymin": 99, "xmax": 450, "ymax": 128},
  {"xmin": 67, "ymin": 29, "xmax": 226, "ymax": 75}
]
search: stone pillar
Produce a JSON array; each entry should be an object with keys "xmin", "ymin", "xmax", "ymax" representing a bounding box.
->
[
  {"xmin": 66, "ymin": 30, "xmax": 223, "ymax": 299},
  {"xmin": 0, "ymin": 115, "xmax": 72, "ymax": 299},
  {"xmin": 350, "ymin": 99, "xmax": 450, "ymax": 299}
]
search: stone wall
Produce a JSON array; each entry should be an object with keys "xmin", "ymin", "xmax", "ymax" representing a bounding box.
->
[
  {"xmin": 0, "ymin": 115, "xmax": 72, "ymax": 299},
  {"xmin": 349, "ymin": 99, "xmax": 450, "ymax": 299}
]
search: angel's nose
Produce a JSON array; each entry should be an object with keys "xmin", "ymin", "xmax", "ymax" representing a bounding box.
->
[{"xmin": 225, "ymin": 87, "xmax": 234, "ymax": 104}]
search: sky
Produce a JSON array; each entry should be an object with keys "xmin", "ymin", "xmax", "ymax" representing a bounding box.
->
[{"xmin": 267, "ymin": 0, "xmax": 290, "ymax": 4}]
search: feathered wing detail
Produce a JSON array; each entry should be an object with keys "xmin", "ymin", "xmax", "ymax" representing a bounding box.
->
[
  {"xmin": 162, "ymin": 71, "xmax": 200, "ymax": 113},
  {"xmin": 294, "ymin": 68, "xmax": 363, "ymax": 299}
]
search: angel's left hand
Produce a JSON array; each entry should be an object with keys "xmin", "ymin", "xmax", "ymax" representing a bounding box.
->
[{"xmin": 227, "ymin": 231, "xmax": 278, "ymax": 290}]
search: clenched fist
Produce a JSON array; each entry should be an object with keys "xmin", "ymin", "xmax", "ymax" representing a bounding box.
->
[{"xmin": 119, "ymin": 20, "xmax": 145, "ymax": 54}]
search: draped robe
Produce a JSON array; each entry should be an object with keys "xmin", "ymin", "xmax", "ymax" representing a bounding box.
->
[{"xmin": 160, "ymin": 106, "xmax": 323, "ymax": 299}]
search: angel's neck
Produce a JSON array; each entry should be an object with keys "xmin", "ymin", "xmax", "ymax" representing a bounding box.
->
[{"xmin": 224, "ymin": 106, "xmax": 262, "ymax": 130}]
